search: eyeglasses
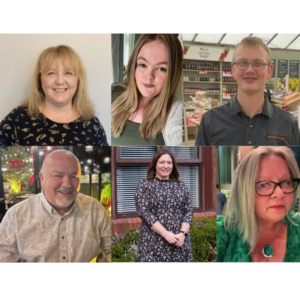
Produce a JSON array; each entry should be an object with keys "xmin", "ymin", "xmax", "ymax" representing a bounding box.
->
[
  {"xmin": 233, "ymin": 61, "xmax": 269, "ymax": 70},
  {"xmin": 255, "ymin": 178, "xmax": 300, "ymax": 196}
]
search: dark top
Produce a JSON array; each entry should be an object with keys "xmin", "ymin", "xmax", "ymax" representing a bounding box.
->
[
  {"xmin": 111, "ymin": 121, "xmax": 165, "ymax": 146},
  {"xmin": 0, "ymin": 106, "xmax": 108, "ymax": 146},
  {"xmin": 195, "ymin": 95, "xmax": 300, "ymax": 146},
  {"xmin": 135, "ymin": 177, "xmax": 193, "ymax": 262},
  {"xmin": 217, "ymin": 215, "xmax": 300, "ymax": 262}
]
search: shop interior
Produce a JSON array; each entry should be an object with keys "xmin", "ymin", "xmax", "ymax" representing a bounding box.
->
[
  {"xmin": 0, "ymin": 146, "xmax": 112, "ymax": 223},
  {"xmin": 181, "ymin": 34, "xmax": 300, "ymax": 145}
]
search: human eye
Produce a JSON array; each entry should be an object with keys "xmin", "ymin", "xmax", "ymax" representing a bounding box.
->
[
  {"xmin": 53, "ymin": 174, "xmax": 63, "ymax": 178},
  {"xmin": 256, "ymin": 181, "xmax": 271, "ymax": 190},
  {"xmin": 158, "ymin": 67, "xmax": 167, "ymax": 72},
  {"xmin": 137, "ymin": 63, "xmax": 146, "ymax": 68},
  {"xmin": 238, "ymin": 61, "xmax": 248, "ymax": 67},
  {"xmin": 47, "ymin": 71, "xmax": 56, "ymax": 75},
  {"xmin": 281, "ymin": 179, "xmax": 292, "ymax": 187},
  {"xmin": 254, "ymin": 62, "xmax": 265, "ymax": 68}
]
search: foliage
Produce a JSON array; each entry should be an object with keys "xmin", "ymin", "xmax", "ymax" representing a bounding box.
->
[
  {"xmin": 189, "ymin": 218, "xmax": 216, "ymax": 262},
  {"xmin": 111, "ymin": 218, "xmax": 216, "ymax": 262},
  {"xmin": 112, "ymin": 228, "xmax": 139, "ymax": 262},
  {"xmin": 0, "ymin": 146, "xmax": 33, "ymax": 194}
]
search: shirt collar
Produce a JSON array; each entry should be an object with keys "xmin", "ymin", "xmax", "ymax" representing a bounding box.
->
[
  {"xmin": 230, "ymin": 94, "xmax": 272, "ymax": 119},
  {"xmin": 41, "ymin": 190, "xmax": 76, "ymax": 216}
]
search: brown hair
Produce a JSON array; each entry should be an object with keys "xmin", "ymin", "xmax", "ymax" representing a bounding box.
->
[
  {"xmin": 111, "ymin": 34, "xmax": 183, "ymax": 140},
  {"xmin": 233, "ymin": 36, "xmax": 271, "ymax": 64},
  {"xmin": 147, "ymin": 148, "xmax": 180, "ymax": 182},
  {"xmin": 23, "ymin": 45, "xmax": 94, "ymax": 121}
]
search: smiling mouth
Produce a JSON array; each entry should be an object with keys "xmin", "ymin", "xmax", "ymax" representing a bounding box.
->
[{"xmin": 54, "ymin": 89, "xmax": 67, "ymax": 92}]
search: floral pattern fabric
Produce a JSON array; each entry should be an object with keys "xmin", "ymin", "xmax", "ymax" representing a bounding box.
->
[
  {"xmin": 0, "ymin": 106, "xmax": 108, "ymax": 146},
  {"xmin": 135, "ymin": 177, "xmax": 193, "ymax": 262},
  {"xmin": 217, "ymin": 215, "xmax": 300, "ymax": 262}
]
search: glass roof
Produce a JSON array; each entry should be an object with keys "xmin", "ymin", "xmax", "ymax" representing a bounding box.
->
[{"xmin": 181, "ymin": 34, "xmax": 300, "ymax": 50}]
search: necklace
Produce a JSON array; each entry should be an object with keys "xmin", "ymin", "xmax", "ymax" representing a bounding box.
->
[{"xmin": 262, "ymin": 223, "xmax": 277, "ymax": 258}]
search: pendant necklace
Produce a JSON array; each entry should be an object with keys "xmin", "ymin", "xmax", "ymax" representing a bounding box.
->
[{"xmin": 262, "ymin": 223, "xmax": 277, "ymax": 258}]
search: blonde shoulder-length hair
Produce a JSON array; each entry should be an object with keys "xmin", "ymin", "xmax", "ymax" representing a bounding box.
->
[
  {"xmin": 22, "ymin": 45, "xmax": 94, "ymax": 121},
  {"xmin": 111, "ymin": 34, "xmax": 182, "ymax": 140},
  {"xmin": 224, "ymin": 146, "xmax": 300, "ymax": 251}
]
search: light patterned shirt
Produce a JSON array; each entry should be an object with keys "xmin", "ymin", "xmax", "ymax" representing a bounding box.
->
[{"xmin": 0, "ymin": 192, "xmax": 111, "ymax": 262}]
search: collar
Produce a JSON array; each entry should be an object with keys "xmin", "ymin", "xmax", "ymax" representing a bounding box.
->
[
  {"xmin": 230, "ymin": 94, "xmax": 272, "ymax": 119},
  {"xmin": 41, "ymin": 190, "xmax": 76, "ymax": 216},
  {"xmin": 154, "ymin": 176, "xmax": 172, "ymax": 183}
]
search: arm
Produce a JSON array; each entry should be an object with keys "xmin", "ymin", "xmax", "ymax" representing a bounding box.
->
[
  {"xmin": 163, "ymin": 99, "xmax": 182, "ymax": 146},
  {"xmin": 0, "ymin": 108, "xmax": 18, "ymax": 146},
  {"xmin": 94, "ymin": 117, "xmax": 109, "ymax": 146},
  {"xmin": 0, "ymin": 208, "xmax": 20, "ymax": 262},
  {"xmin": 175, "ymin": 183, "xmax": 193, "ymax": 247},
  {"xmin": 98, "ymin": 204, "xmax": 111, "ymax": 262},
  {"xmin": 195, "ymin": 113, "xmax": 209, "ymax": 146},
  {"xmin": 292, "ymin": 119, "xmax": 300, "ymax": 145},
  {"xmin": 135, "ymin": 181, "xmax": 178, "ymax": 244}
]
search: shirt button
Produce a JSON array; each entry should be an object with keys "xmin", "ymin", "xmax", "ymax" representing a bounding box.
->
[
  {"xmin": 63, "ymin": 256, "xmax": 66, "ymax": 260},
  {"xmin": 61, "ymin": 218, "xmax": 64, "ymax": 221},
  {"xmin": 249, "ymin": 124, "xmax": 253, "ymax": 128},
  {"xmin": 248, "ymin": 141, "xmax": 252, "ymax": 145},
  {"xmin": 62, "ymin": 236, "xmax": 64, "ymax": 239}
]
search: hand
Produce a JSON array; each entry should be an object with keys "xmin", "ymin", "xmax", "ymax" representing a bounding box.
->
[
  {"xmin": 164, "ymin": 231, "xmax": 178, "ymax": 244},
  {"xmin": 174, "ymin": 233, "xmax": 185, "ymax": 247}
]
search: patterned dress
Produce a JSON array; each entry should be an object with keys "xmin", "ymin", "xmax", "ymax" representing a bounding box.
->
[
  {"xmin": 0, "ymin": 106, "xmax": 108, "ymax": 146},
  {"xmin": 217, "ymin": 215, "xmax": 300, "ymax": 262},
  {"xmin": 135, "ymin": 177, "xmax": 193, "ymax": 262}
]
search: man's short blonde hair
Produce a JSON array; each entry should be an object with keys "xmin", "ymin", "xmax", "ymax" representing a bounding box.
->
[{"xmin": 233, "ymin": 36, "xmax": 271, "ymax": 64}]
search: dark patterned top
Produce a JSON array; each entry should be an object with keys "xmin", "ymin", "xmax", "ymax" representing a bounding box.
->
[
  {"xmin": 217, "ymin": 215, "xmax": 300, "ymax": 262},
  {"xmin": 0, "ymin": 106, "xmax": 108, "ymax": 146},
  {"xmin": 135, "ymin": 177, "xmax": 193, "ymax": 262}
]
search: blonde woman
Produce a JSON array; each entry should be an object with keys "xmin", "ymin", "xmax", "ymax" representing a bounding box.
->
[
  {"xmin": 0, "ymin": 45, "xmax": 108, "ymax": 146},
  {"xmin": 217, "ymin": 146, "xmax": 300, "ymax": 262},
  {"xmin": 111, "ymin": 34, "xmax": 182, "ymax": 146}
]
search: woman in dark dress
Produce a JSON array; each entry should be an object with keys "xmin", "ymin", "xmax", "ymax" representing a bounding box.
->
[
  {"xmin": 135, "ymin": 149, "xmax": 193, "ymax": 262},
  {"xmin": 0, "ymin": 45, "xmax": 108, "ymax": 146}
]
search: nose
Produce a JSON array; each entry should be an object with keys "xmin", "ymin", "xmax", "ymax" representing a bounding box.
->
[
  {"xmin": 245, "ymin": 63, "xmax": 255, "ymax": 73},
  {"xmin": 272, "ymin": 184, "xmax": 285, "ymax": 198},
  {"xmin": 61, "ymin": 175, "xmax": 71, "ymax": 188},
  {"xmin": 56, "ymin": 72, "xmax": 65, "ymax": 85},
  {"xmin": 145, "ymin": 68, "xmax": 154, "ymax": 80}
]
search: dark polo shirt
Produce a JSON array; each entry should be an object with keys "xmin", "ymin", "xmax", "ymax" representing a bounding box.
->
[{"xmin": 195, "ymin": 95, "xmax": 300, "ymax": 146}]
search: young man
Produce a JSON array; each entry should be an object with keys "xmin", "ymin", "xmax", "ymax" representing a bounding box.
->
[
  {"xmin": 0, "ymin": 150, "xmax": 111, "ymax": 262},
  {"xmin": 195, "ymin": 37, "xmax": 300, "ymax": 146}
]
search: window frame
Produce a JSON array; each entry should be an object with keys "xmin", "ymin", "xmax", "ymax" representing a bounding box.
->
[{"xmin": 111, "ymin": 146, "xmax": 214, "ymax": 219}]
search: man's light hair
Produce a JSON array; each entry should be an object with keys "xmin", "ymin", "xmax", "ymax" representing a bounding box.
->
[{"xmin": 233, "ymin": 36, "xmax": 272, "ymax": 64}]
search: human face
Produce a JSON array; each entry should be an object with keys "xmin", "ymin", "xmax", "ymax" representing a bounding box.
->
[
  {"xmin": 39, "ymin": 152, "xmax": 80, "ymax": 215},
  {"xmin": 135, "ymin": 40, "xmax": 168, "ymax": 103},
  {"xmin": 232, "ymin": 46, "xmax": 273, "ymax": 95},
  {"xmin": 155, "ymin": 154, "xmax": 173, "ymax": 180},
  {"xmin": 255, "ymin": 155, "xmax": 293, "ymax": 226},
  {"xmin": 41, "ymin": 59, "xmax": 78, "ymax": 107}
]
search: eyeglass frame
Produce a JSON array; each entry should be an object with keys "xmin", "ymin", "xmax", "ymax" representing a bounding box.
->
[
  {"xmin": 255, "ymin": 178, "xmax": 300, "ymax": 196},
  {"xmin": 233, "ymin": 61, "xmax": 270, "ymax": 70}
]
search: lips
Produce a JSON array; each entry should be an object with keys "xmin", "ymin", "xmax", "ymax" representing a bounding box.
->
[
  {"xmin": 54, "ymin": 88, "xmax": 67, "ymax": 92},
  {"xmin": 143, "ymin": 83, "xmax": 155, "ymax": 88},
  {"xmin": 270, "ymin": 205, "xmax": 285, "ymax": 210},
  {"xmin": 243, "ymin": 77, "xmax": 257, "ymax": 83}
]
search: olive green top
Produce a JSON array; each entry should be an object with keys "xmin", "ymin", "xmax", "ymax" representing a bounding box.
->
[{"xmin": 111, "ymin": 121, "xmax": 165, "ymax": 146}]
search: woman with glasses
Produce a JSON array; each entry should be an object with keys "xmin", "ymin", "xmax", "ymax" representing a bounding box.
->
[{"xmin": 217, "ymin": 146, "xmax": 300, "ymax": 262}]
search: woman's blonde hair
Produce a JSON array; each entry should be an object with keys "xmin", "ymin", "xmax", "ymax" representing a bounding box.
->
[
  {"xmin": 22, "ymin": 45, "xmax": 94, "ymax": 121},
  {"xmin": 111, "ymin": 34, "xmax": 182, "ymax": 140},
  {"xmin": 224, "ymin": 146, "xmax": 300, "ymax": 250}
]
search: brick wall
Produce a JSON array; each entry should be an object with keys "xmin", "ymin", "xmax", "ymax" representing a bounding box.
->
[{"xmin": 111, "ymin": 212, "xmax": 216, "ymax": 235}]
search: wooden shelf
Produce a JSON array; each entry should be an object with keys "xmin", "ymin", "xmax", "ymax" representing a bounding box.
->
[{"xmin": 183, "ymin": 69, "xmax": 220, "ymax": 73}]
